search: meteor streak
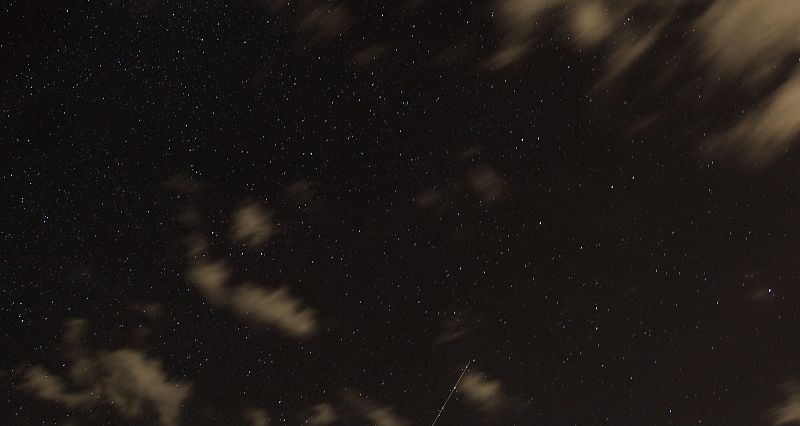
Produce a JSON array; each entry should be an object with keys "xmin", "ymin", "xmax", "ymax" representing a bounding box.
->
[{"xmin": 431, "ymin": 359, "xmax": 472, "ymax": 426}]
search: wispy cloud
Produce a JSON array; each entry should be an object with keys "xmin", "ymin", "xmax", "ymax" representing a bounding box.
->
[
  {"xmin": 468, "ymin": 166, "xmax": 506, "ymax": 202},
  {"xmin": 173, "ymin": 177, "xmax": 319, "ymax": 339},
  {"xmin": 97, "ymin": 350, "xmax": 192, "ymax": 426},
  {"xmin": 703, "ymin": 71, "xmax": 800, "ymax": 167},
  {"xmin": 306, "ymin": 402, "xmax": 337, "ymax": 425},
  {"xmin": 458, "ymin": 370, "xmax": 507, "ymax": 413},
  {"xmin": 232, "ymin": 203, "xmax": 277, "ymax": 248},
  {"xmin": 17, "ymin": 320, "xmax": 191, "ymax": 426},
  {"xmin": 343, "ymin": 391, "xmax": 410, "ymax": 426},
  {"xmin": 244, "ymin": 407, "xmax": 271, "ymax": 426},
  {"xmin": 18, "ymin": 366, "xmax": 95, "ymax": 409},
  {"xmin": 490, "ymin": 0, "xmax": 800, "ymax": 165},
  {"xmin": 696, "ymin": 0, "xmax": 800, "ymax": 165},
  {"xmin": 771, "ymin": 381, "xmax": 800, "ymax": 425},
  {"xmin": 187, "ymin": 261, "xmax": 231, "ymax": 305},
  {"xmin": 187, "ymin": 262, "xmax": 318, "ymax": 338},
  {"xmin": 229, "ymin": 283, "xmax": 318, "ymax": 338},
  {"xmin": 164, "ymin": 174, "xmax": 204, "ymax": 194},
  {"xmin": 298, "ymin": 4, "xmax": 354, "ymax": 42}
]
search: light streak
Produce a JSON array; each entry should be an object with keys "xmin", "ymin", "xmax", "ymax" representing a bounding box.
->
[{"xmin": 431, "ymin": 359, "xmax": 472, "ymax": 426}]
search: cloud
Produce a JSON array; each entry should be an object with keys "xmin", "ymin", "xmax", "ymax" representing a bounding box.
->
[
  {"xmin": 489, "ymin": 0, "xmax": 800, "ymax": 165},
  {"xmin": 186, "ymin": 261, "xmax": 318, "ymax": 338},
  {"xmin": 128, "ymin": 302, "xmax": 165, "ymax": 319},
  {"xmin": 184, "ymin": 232, "xmax": 209, "ymax": 258},
  {"xmin": 230, "ymin": 284, "xmax": 318, "ymax": 338},
  {"xmin": 18, "ymin": 366, "xmax": 95, "ymax": 409},
  {"xmin": 232, "ymin": 203, "xmax": 277, "ymax": 248},
  {"xmin": 489, "ymin": 0, "xmax": 563, "ymax": 68},
  {"xmin": 567, "ymin": 0, "xmax": 615, "ymax": 48},
  {"xmin": 343, "ymin": 392, "xmax": 409, "ymax": 426},
  {"xmin": 177, "ymin": 207, "xmax": 203, "ymax": 228},
  {"xmin": 468, "ymin": 166, "xmax": 506, "ymax": 201},
  {"xmin": 97, "ymin": 350, "xmax": 191, "ymax": 426},
  {"xmin": 499, "ymin": 0, "xmax": 563, "ymax": 38},
  {"xmin": 287, "ymin": 179, "xmax": 322, "ymax": 210},
  {"xmin": 703, "ymin": 71, "xmax": 800, "ymax": 166},
  {"xmin": 180, "ymin": 196, "xmax": 318, "ymax": 339},
  {"xmin": 693, "ymin": 0, "xmax": 800, "ymax": 164},
  {"xmin": 486, "ymin": 42, "xmax": 530, "ymax": 69},
  {"xmin": 696, "ymin": 0, "xmax": 800, "ymax": 85},
  {"xmin": 434, "ymin": 317, "xmax": 470, "ymax": 344},
  {"xmin": 458, "ymin": 370, "xmax": 507, "ymax": 413},
  {"xmin": 164, "ymin": 174, "xmax": 204, "ymax": 194},
  {"xmin": 600, "ymin": 22, "xmax": 666, "ymax": 86},
  {"xmin": 306, "ymin": 402, "xmax": 337, "ymax": 425},
  {"xmin": 245, "ymin": 408, "xmax": 271, "ymax": 426},
  {"xmin": 187, "ymin": 261, "xmax": 231, "ymax": 305},
  {"xmin": 354, "ymin": 44, "xmax": 388, "ymax": 66},
  {"xmin": 415, "ymin": 188, "xmax": 442, "ymax": 209},
  {"xmin": 364, "ymin": 406, "xmax": 408, "ymax": 426},
  {"xmin": 298, "ymin": 3, "xmax": 354, "ymax": 42},
  {"xmin": 771, "ymin": 382, "xmax": 800, "ymax": 424},
  {"xmin": 63, "ymin": 318, "xmax": 88, "ymax": 348},
  {"xmin": 17, "ymin": 320, "xmax": 191, "ymax": 426}
]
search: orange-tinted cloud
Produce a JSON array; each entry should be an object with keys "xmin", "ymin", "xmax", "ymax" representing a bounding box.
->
[
  {"xmin": 232, "ymin": 203, "xmax": 277, "ymax": 248},
  {"xmin": 771, "ymin": 381, "xmax": 800, "ymax": 424},
  {"xmin": 458, "ymin": 370, "xmax": 507, "ymax": 413},
  {"xmin": 17, "ymin": 320, "xmax": 191, "ymax": 426},
  {"xmin": 229, "ymin": 283, "xmax": 318, "ymax": 338},
  {"xmin": 307, "ymin": 402, "xmax": 337, "ymax": 425}
]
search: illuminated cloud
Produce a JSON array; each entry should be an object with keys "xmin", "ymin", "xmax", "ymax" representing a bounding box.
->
[
  {"xmin": 127, "ymin": 302, "xmax": 165, "ymax": 319},
  {"xmin": 18, "ymin": 366, "xmax": 94, "ymax": 409},
  {"xmin": 694, "ymin": 0, "xmax": 800, "ymax": 164},
  {"xmin": 364, "ymin": 406, "xmax": 409, "ymax": 426},
  {"xmin": 468, "ymin": 166, "xmax": 505, "ymax": 201},
  {"xmin": 344, "ymin": 391, "xmax": 410, "ymax": 426},
  {"xmin": 307, "ymin": 402, "xmax": 337, "ymax": 425},
  {"xmin": 244, "ymin": 408, "xmax": 271, "ymax": 426},
  {"xmin": 489, "ymin": 0, "xmax": 563, "ymax": 68},
  {"xmin": 600, "ymin": 22, "xmax": 666, "ymax": 85},
  {"xmin": 696, "ymin": 0, "xmax": 800, "ymax": 85},
  {"xmin": 489, "ymin": 0, "xmax": 800, "ymax": 165},
  {"xmin": 434, "ymin": 317, "xmax": 470, "ymax": 345},
  {"xmin": 176, "ymin": 208, "xmax": 204, "ymax": 231},
  {"xmin": 703, "ymin": 71, "xmax": 800, "ymax": 166},
  {"xmin": 486, "ymin": 42, "xmax": 530, "ymax": 69},
  {"xmin": 232, "ymin": 203, "xmax": 277, "ymax": 248},
  {"xmin": 298, "ymin": 3, "xmax": 354, "ymax": 41},
  {"xmin": 184, "ymin": 232, "xmax": 209, "ymax": 258},
  {"xmin": 97, "ymin": 350, "xmax": 191, "ymax": 426},
  {"xmin": 17, "ymin": 320, "xmax": 191, "ymax": 426},
  {"xmin": 415, "ymin": 188, "xmax": 442, "ymax": 209},
  {"xmin": 186, "ymin": 262, "xmax": 318, "ymax": 338},
  {"xmin": 180, "ymin": 197, "xmax": 318, "ymax": 339},
  {"xmin": 458, "ymin": 370, "xmax": 506, "ymax": 413},
  {"xmin": 567, "ymin": 0, "xmax": 614, "ymax": 48},
  {"xmin": 63, "ymin": 318, "xmax": 88, "ymax": 348},
  {"xmin": 187, "ymin": 261, "xmax": 230, "ymax": 305},
  {"xmin": 354, "ymin": 44, "xmax": 387, "ymax": 66},
  {"xmin": 229, "ymin": 284, "xmax": 318, "ymax": 338},
  {"xmin": 458, "ymin": 145, "xmax": 485, "ymax": 160},
  {"xmin": 164, "ymin": 174, "xmax": 204, "ymax": 194},
  {"xmin": 287, "ymin": 178, "xmax": 322, "ymax": 210},
  {"xmin": 771, "ymin": 382, "xmax": 800, "ymax": 424}
]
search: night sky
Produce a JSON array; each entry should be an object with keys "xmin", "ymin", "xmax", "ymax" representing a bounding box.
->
[{"xmin": 5, "ymin": 1, "xmax": 800, "ymax": 425}]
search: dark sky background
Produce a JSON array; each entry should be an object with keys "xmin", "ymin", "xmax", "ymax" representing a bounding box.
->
[{"xmin": 4, "ymin": 1, "xmax": 800, "ymax": 425}]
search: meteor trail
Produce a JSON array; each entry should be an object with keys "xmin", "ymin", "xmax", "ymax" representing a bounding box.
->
[{"xmin": 431, "ymin": 359, "xmax": 472, "ymax": 426}]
